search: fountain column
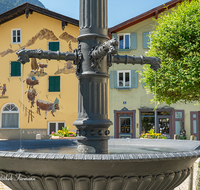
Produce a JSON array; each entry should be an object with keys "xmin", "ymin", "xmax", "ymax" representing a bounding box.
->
[{"xmin": 73, "ymin": 0, "xmax": 112, "ymax": 154}]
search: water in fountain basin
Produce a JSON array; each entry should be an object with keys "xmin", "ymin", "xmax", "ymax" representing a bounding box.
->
[{"xmin": 7, "ymin": 144, "xmax": 180, "ymax": 154}]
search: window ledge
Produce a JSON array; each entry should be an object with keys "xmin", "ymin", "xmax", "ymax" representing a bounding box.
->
[
  {"xmin": 0, "ymin": 128, "xmax": 19, "ymax": 130},
  {"xmin": 118, "ymin": 49, "xmax": 131, "ymax": 52},
  {"xmin": 117, "ymin": 87, "xmax": 131, "ymax": 90}
]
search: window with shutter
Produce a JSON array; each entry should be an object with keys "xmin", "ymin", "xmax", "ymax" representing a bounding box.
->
[
  {"xmin": 143, "ymin": 32, "xmax": 150, "ymax": 49},
  {"xmin": 48, "ymin": 41, "xmax": 60, "ymax": 51},
  {"xmin": 49, "ymin": 76, "xmax": 60, "ymax": 92},
  {"xmin": 10, "ymin": 61, "xmax": 21, "ymax": 77},
  {"xmin": 110, "ymin": 70, "xmax": 137, "ymax": 90},
  {"xmin": 112, "ymin": 33, "xmax": 137, "ymax": 51}
]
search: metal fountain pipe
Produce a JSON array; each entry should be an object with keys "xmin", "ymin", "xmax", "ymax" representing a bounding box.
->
[
  {"xmin": 16, "ymin": 48, "xmax": 78, "ymax": 65},
  {"xmin": 73, "ymin": 0, "xmax": 112, "ymax": 154},
  {"xmin": 107, "ymin": 54, "xmax": 161, "ymax": 71}
]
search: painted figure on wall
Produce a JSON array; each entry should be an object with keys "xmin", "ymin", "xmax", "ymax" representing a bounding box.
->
[
  {"xmin": 36, "ymin": 98, "xmax": 59, "ymax": 119},
  {"xmin": 26, "ymin": 76, "xmax": 39, "ymax": 89},
  {"xmin": 26, "ymin": 88, "xmax": 37, "ymax": 108},
  {"xmin": 0, "ymin": 84, "xmax": 7, "ymax": 96},
  {"xmin": 29, "ymin": 58, "xmax": 47, "ymax": 77}
]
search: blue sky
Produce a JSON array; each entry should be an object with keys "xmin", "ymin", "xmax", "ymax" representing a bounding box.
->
[{"xmin": 40, "ymin": 0, "xmax": 169, "ymax": 27}]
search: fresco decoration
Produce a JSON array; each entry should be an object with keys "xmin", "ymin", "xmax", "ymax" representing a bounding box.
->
[
  {"xmin": 0, "ymin": 84, "xmax": 7, "ymax": 98},
  {"xmin": 28, "ymin": 58, "xmax": 48, "ymax": 77},
  {"xmin": 0, "ymin": 49, "xmax": 16, "ymax": 57},
  {"xmin": 69, "ymin": 41, "xmax": 73, "ymax": 52},
  {"xmin": 25, "ymin": 88, "xmax": 37, "ymax": 108},
  {"xmin": 0, "ymin": 29, "xmax": 77, "ymax": 57},
  {"xmin": 19, "ymin": 100, "xmax": 35, "ymax": 123},
  {"xmin": 36, "ymin": 98, "xmax": 59, "ymax": 119},
  {"xmin": 0, "ymin": 28, "xmax": 59, "ymax": 57},
  {"xmin": 54, "ymin": 61, "xmax": 76, "ymax": 75},
  {"xmin": 26, "ymin": 76, "xmax": 39, "ymax": 89},
  {"xmin": 24, "ymin": 28, "xmax": 59, "ymax": 47},
  {"xmin": 59, "ymin": 32, "xmax": 77, "ymax": 43}
]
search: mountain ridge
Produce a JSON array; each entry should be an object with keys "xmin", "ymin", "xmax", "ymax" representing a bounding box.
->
[{"xmin": 0, "ymin": 0, "xmax": 45, "ymax": 14}]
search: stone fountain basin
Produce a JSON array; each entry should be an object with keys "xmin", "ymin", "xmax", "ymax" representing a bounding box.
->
[{"xmin": 0, "ymin": 139, "xmax": 199, "ymax": 190}]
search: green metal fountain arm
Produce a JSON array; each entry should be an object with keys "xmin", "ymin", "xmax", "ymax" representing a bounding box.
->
[
  {"xmin": 16, "ymin": 48, "xmax": 79, "ymax": 65},
  {"xmin": 107, "ymin": 54, "xmax": 161, "ymax": 71}
]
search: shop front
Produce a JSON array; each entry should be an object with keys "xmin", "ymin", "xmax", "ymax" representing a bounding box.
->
[{"xmin": 139, "ymin": 107, "xmax": 174, "ymax": 139}]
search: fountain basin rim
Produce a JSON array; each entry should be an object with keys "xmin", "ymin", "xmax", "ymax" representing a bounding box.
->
[
  {"xmin": 0, "ymin": 139, "xmax": 200, "ymax": 162},
  {"xmin": 0, "ymin": 150, "xmax": 200, "ymax": 162}
]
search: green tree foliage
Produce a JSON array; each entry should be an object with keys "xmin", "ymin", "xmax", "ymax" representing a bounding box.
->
[{"xmin": 141, "ymin": 0, "xmax": 200, "ymax": 105}]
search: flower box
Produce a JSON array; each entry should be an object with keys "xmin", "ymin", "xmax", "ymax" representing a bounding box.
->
[{"xmin": 51, "ymin": 136, "xmax": 76, "ymax": 139}]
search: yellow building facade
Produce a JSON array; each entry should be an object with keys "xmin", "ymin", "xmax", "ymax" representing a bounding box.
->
[
  {"xmin": 0, "ymin": 3, "xmax": 79, "ymax": 139},
  {"xmin": 109, "ymin": 0, "xmax": 200, "ymax": 140}
]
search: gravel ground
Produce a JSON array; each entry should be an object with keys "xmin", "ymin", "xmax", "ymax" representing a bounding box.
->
[{"xmin": 0, "ymin": 158, "xmax": 199, "ymax": 190}]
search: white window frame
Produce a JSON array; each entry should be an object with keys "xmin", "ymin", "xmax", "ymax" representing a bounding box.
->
[
  {"xmin": 48, "ymin": 41, "xmax": 60, "ymax": 51},
  {"xmin": 118, "ymin": 33, "xmax": 130, "ymax": 49},
  {"xmin": 11, "ymin": 29, "xmax": 21, "ymax": 44},
  {"xmin": 117, "ymin": 70, "xmax": 131, "ymax": 88},
  {"xmin": 1, "ymin": 103, "xmax": 19, "ymax": 129},
  {"xmin": 48, "ymin": 121, "xmax": 65, "ymax": 135}
]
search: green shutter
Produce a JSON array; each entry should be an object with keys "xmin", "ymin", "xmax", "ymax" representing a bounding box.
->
[
  {"xmin": 143, "ymin": 32, "xmax": 150, "ymax": 49},
  {"xmin": 131, "ymin": 70, "xmax": 137, "ymax": 88},
  {"xmin": 11, "ymin": 62, "xmax": 21, "ymax": 76},
  {"xmin": 111, "ymin": 33, "xmax": 118, "ymax": 40},
  {"xmin": 49, "ymin": 76, "xmax": 60, "ymax": 92},
  {"xmin": 130, "ymin": 33, "xmax": 137, "ymax": 49},
  {"xmin": 110, "ymin": 71, "xmax": 117, "ymax": 89},
  {"xmin": 49, "ymin": 42, "xmax": 60, "ymax": 51}
]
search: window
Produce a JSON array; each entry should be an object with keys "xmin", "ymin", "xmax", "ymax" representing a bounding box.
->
[
  {"xmin": 1, "ymin": 103, "xmax": 19, "ymax": 128},
  {"xmin": 143, "ymin": 32, "xmax": 150, "ymax": 49},
  {"xmin": 48, "ymin": 41, "xmax": 60, "ymax": 51},
  {"xmin": 11, "ymin": 29, "xmax": 21, "ymax": 43},
  {"xmin": 48, "ymin": 122, "xmax": 65, "ymax": 135},
  {"xmin": 10, "ymin": 61, "xmax": 21, "ymax": 77},
  {"xmin": 110, "ymin": 70, "xmax": 137, "ymax": 89},
  {"xmin": 112, "ymin": 33, "xmax": 137, "ymax": 51},
  {"xmin": 49, "ymin": 76, "xmax": 60, "ymax": 92},
  {"xmin": 118, "ymin": 34, "xmax": 130, "ymax": 49},
  {"xmin": 117, "ymin": 70, "xmax": 131, "ymax": 88}
]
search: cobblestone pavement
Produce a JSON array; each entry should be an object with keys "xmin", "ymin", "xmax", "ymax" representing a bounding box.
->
[
  {"xmin": 175, "ymin": 158, "xmax": 199, "ymax": 190},
  {"xmin": 0, "ymin": 183, "xmax": 11, "ymax": 190},
  {"xmin": 0, "ymin": 158, "xmax": 199, "ymax": 190}
]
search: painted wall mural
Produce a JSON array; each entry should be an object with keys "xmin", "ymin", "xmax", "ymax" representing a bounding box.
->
[
  {"xmin": 54, "ymin": 61, "xmax": 76, "ymax": 75},
  {"xmin": 29, "ymin": 58, "xmax": 48, "ymax": 77},
  {"xmin": 0, "ymin": 84, "xmax": 7, "ymax": 97},
  {"xmin": 0, "ymin": 28, "xmax": 77, "ymax": 57},
  {"xmin": 26, "ymin": 88, "xmax": 37, "ymax": 108},
  {"xmin": 24, "ymin": 28, "xmax": 58, "ymax": 47},
  {"xmin": 36, "ymin": 98, "xmax": 59, "ymax": 119},
  {"xmin": 59, "ymin": 32, "xmax": 77, "ymax": 43},
  {"xmin": 19, "ymin": 101, "xmax": 35, "ymax": 123},
  {"xmin": 0, "ymin": 49, "xmax": 15, "ymax": 57}
]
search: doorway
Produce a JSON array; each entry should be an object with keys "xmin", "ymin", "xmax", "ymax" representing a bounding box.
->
[
  {"xmin": 158, "ymin": 116, "xmax": 171, "ymax": 139},
  {"xmin": 114, "ymin": 108, "xmax": 135, "ymax": 138},
  {"xmin": 119, "ymin": 116, "xmax": 132, "ymax": 138}
]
